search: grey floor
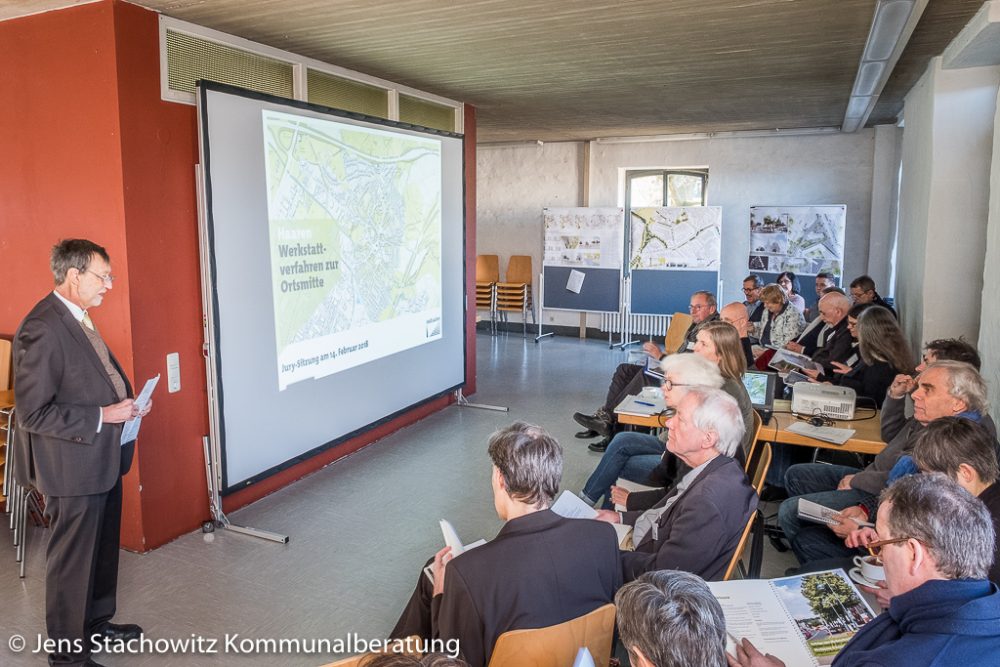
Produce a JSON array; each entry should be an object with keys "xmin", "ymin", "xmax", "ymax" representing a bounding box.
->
[{"xmin": 0, "ymin": 333, "xmax": 795, "ymax": 665}]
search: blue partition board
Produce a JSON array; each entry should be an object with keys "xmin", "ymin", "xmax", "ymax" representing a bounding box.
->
[
  {"xmin": 542, "ymin": 266, "xmax": 621, "ymax": 313},
  {"xmin": 630, "ymin": 269, "xmax": 719, "ymax": 315}
]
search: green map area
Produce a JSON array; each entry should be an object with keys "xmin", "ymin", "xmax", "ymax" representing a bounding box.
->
[{"xmin": 262, "ymin": 110, "xmax": 442, "ymax": 351}]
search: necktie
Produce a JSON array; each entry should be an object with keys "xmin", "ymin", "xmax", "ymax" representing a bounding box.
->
[{"xmin": 82, "ymin": 312, "xmax": 95, "ymax": 331}]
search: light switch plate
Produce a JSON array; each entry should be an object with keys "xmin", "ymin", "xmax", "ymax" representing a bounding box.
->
[{"xmin": 166, "ymin": 352, "xmax": 181, "ymax": 393}]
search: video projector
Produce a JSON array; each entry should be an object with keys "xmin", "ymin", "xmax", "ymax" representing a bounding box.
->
[{"xmin": 791, "ymin": 383, "xmax": 857, "ymax": 421}]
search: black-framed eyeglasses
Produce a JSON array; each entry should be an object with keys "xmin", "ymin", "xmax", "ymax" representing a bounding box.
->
[
  {"xmin": 661, "ymin": 379, "xmax": 692, "ymax": 391},
  {"xmin": 85, "ymin": 269, "xmax": 115, "ymax": 284},
  {"xmin": 865, "ymin": 536, "xmax": 911, "ymax": 557},
  {"xmin": 689, "ymin": 304, "xmax": 707, "ymax": 311}
]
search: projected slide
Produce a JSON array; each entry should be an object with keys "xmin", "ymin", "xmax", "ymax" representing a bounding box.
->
[{"xmin": 261, "ymin": 110, "xmax": 443, "ymax": 390}]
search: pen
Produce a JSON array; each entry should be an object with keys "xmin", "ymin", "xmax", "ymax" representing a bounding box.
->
[{"xmin": 635, "ymin": 400, "xmax": 655, "ymax": 407}]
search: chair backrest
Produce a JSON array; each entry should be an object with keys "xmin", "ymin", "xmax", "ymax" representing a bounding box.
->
[
  {"xmin": 744, "ymin": 409, "xmax": 764, "ymax": 474},
  {"xmin": 723, "ymin": 443, "xmax": 771, "ymax": 581},
  {"xmin": 477, "ymin": 254, "xmax": 500, "ymax": 283},
  {"xmin": 0, "ymin": 338, "xmax": 12, "ymax": 391},
  {"xmin": 506, "ymin": 255, "xmax": 533, "ymax": 284},
  {"xmin": 488, "ymin": 603, "xmax": 616, "ymax": 667},
  {"xmin": 662, "ymin": 312, "xmax": 693, "ymax": 355}
]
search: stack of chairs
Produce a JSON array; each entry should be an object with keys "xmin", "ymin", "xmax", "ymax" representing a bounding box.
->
[
  {"xmin": 494, "ymin": 255, "xmax": 535, "ymax": 337},
  {"xmin": 476, "ymin": 254, "xmax": 499, "ymax": 334}
]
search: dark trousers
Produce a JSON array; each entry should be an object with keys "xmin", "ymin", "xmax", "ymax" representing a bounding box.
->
[
  {"xmin": 44, "ymin": 475, "xmax": 123, "ymax": 666},
  {"xmin": 390, "ymin": 557, "xmax": 435, "ymax": 640}
]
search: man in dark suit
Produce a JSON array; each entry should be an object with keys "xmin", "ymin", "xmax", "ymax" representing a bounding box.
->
[
  {"xmin": 595, "ymin": 387, "xmax": 758, "ymax": 582},
  {"xmin": 801, "ymin": 291, "xmax": 854, "ymax": 379},
  {"xmin": 13, "ymin": 239, "xmax": 151, "ymax": 667},
  {"xmin": 390, "ymin": 422, "xmax": 622, "ymax": 667}
]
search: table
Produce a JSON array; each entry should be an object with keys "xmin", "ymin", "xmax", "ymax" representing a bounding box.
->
[
  {"xmin": 617, "ymin": 398, "xmax": 886, "ymax": 455},
  {"xmin": 763, "ymin": 400, "xmax": 885, "ymax": 455}
]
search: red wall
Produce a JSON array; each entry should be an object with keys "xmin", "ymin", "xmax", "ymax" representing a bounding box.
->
[{"xmin": 0, "ymin": 0, "xmax": 478, "ymax": 551}]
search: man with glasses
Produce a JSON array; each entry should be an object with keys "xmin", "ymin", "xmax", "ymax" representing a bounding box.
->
[
  {"xmin": 572, "ymin": 291, "xmax": 718, "ymax": 448},
  {"xmin": 730, "ymin": 474, "xmax": 1000, "ymax": 666},
  {"xmin": 742, "ymin": 275, "xmax": 764, "ymax": 323},
  {"xmin": 849, "ymin": 274, "xmax": 897, "ymax": 318},
  {"xmin": 13, "ymin": 239, "xmax": 150, "ymax": 667}
]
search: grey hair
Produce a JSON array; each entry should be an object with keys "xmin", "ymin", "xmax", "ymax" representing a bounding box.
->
[
  {"xmin": 659, "ymin": 353, "xmax": 724, "ymax": 389},
  {"xmin": 880, "ymin": 473, "xmax": 994, "ymax": 580},
  {"xmin": 50, "ymin": 239, "xmax": 110, "ymax": 285},
  {"xmin": 925, "ymin": 360, "xmax": 989, "ymax": 414},
  {"xmin": 615, "ymin": 570, "xmax": 727, "ymax": 667},
  {"xmin": 912, "ymin": 417, "xmax": 999, "ymax": 486},
  {"xmin": 684, "ymin": 387, "xmax": 745, "ymax": 458},
  {"xmin": 487, "ymin": 421, "xmax": 562, "ymax": 508},
  {"xmin": 692, "ymin": 290, "xmax": 717, "ymax": 309},
  {"xmin": 819, "ymin": 291, "xmax": 852, "ymax": 314}
]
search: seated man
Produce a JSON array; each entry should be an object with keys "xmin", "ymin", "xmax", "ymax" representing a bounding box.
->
[
  {"xmin": 841, "ymin": 417, "xmax": 1000, "ymax": 606},
  {"xmin": 573, "ymin": 290, "xmax": 719, "ymax": 441},
  {"xmin": 720, "ymin": 301, "xmax": 755, "ymax": 368},
  {"xmin": 731, "ymin": 474, "xmax": 1000, "ymax": 666},
  {"xmin": 803, "ymin": 271, "xmax": 836, "ymax": 321},
  {"xmin": 389, "ymin": 422, "xmax": 621, "ymax": 667},
  {"xmin": 595, "ymin": 388, "xmax": 757, "ymax": 582},
  {"xmin": 786, "ymin": 285, "xmax": 845, "ymax": 356},
  {"xmin": 778, "ymin": 361, "xmax": 992, "ymax": 563},
  {"xmin": 742, "ymin": 274, "xmax": 765, "ymax": 329},
  {"xmin": 799, "ymin": 291, "xmax": 854, "ymax": 379},
  {"xmin": 616, "ymin": 570, "xmax": 728, "ymax": 667},
  {"xmin": 849, "ymin": 274, "xmax": 896, "ymax": 318}
]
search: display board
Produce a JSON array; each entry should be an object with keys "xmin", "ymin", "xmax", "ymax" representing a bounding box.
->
[
  {"xmin": 748, "ymin": 205, "xmax": 846, "ymax": 277},
  {"xmin": 198, "ymin": 82, "xmax": 466, "ymax": 493},
  {"xmin": 628, "ymin": 206, "xmax": 722, "ymax": 315},
  {"xmin": 541, "ymin": 207, "xmax": 624, "ymax": 313}
]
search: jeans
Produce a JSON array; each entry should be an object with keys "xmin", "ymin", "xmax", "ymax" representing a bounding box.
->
[
  {"xmin": 778, "ymin": 463, "xmax": 872, "ymax": 564},
  {"xmin": 581, "ymin": 431, "xmax": 664, "ymax": 509}
]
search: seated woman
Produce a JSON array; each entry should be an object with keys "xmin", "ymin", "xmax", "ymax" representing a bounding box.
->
[
  {"xmin": 829, "ymin": 305, "xmax": 913, "ymax": 408},
  {"xmin": 579, "ymin": 353, "xmax": 724, "ymax": 508},
  {"xmin": 754, "ymin": 283, "xmax": 806, "ymax": 353},
  {"xmin": 777, "ymin": 271, "xmax": 806, "ymax": 314}
]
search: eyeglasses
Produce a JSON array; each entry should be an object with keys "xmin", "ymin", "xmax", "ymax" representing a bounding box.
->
[
  {"xmin": 865, "ymin": 536, "xmax": 912, "ymax": 558},
  {"xmin": 662, "ymin": 379, "xmax": 693, "ymax": 391},
  {"xmin": 689, "ymin": 304, "xmax": 707, "ymax": 311},
  {"xmin": 742, "ymin": 287, "xmax": 755, "ymax": 293},
  {"xmin": 85, "ymin": 270, "xmax": 115, "ymax": 285}
]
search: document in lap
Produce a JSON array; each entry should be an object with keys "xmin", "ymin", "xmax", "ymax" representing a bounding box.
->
[
  {"xmin": 708, "ymin": 569, "xmax": 876, "ymax": 666},
  {"xmin": 769, "ymin": 348, "xmax": 823, "ymax": 374},
  {"xmin": 423, "ymin": 519, "xmax": 486, "ymax": 584},
  {"xmin": 797, "ymin": 498, "xmax": 873, "ymax": 528},
  {"xmin": 550, "ymin": 490, "xmax": 633, "ymax": 549}
]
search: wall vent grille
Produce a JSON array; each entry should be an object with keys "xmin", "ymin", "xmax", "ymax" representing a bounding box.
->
[{"xmin": 165, "ymin": 29, "xmax": 294, "ymax": 98}]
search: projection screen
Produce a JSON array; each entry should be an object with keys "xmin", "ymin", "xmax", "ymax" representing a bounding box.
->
[{"xmin": 197, "ymin": 83, "xmax": 466, "ymax": 494}]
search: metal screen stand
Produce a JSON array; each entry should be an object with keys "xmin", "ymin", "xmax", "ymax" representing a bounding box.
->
[
  {"xmin": 202, "ymin": 437, "xmax": 289, "ymax": 544},
  {"xmin": 454, "ymin": 389, "xmax": 509, "ymax": 412},
  {"xmin": 534, "ymin": 272, "xmax": 554, "ymax": 343}
]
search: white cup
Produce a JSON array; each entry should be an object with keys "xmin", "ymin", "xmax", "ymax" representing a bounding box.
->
[{"xmin": 853, "ymin": 555, "xmax": 884, "ymax": 581}]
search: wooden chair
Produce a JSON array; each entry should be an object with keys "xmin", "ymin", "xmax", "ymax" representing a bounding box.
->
[
  {"xmin": 662, "ymin": 312, "xmax": 693, "ymax": 355},
  {"xmin": 743, "ymin": 409, "xmax": 764, "ymax": 474},
  {"xmin": 0, "ymin": 338, "xmax": 12, "ymax": 391},
  {"xmin": 487, "ymin": 603, "xmax": 616, "ymax": 667},
  {"xmin": 723, "ymin": 443, "xmax": 772, "ymax": 581},
  {"xmin": 476, "ymin": 254, "xmax": 500, "ymax": 333},
  {"xmin": 495, "ymin": 255, "xmax": 535, "ymax": 337}
]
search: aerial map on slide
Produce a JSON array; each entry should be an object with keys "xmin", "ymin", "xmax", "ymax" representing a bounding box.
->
[{"xmin": 261, "ymin": 109, "xmax": 443, "ymax": 390}]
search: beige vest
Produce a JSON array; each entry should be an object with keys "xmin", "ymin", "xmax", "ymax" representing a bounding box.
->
[{"xmin": 80, "ymin": 322, "xmax": 127, "ymax": 400}]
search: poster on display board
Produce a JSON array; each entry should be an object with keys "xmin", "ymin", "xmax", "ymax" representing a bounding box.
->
[
  {"xmin": 543, "ymin": 207, "xmax": 624, "ymax": 269},
  {"xmin": 748, "ymin": 205, "xmax": 846, "ymax": 277},
  {"xmin": 629, "ymin": 206, "xmax": 722, "ymax": 270}
]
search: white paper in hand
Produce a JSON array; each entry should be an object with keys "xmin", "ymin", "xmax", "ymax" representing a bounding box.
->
[
  {"xmin": 121, "ymin": 374, "xmax": 160, "ymax": 446},
  {"xmin": 440, "ymin": 519, "xmax": 466, "ymax": 556},
  {"xmin": 572, "ymin": 647, "xmax": 596, "ymax": 667}
]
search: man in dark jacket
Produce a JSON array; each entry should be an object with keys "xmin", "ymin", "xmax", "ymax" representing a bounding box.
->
[
  {"xmin": 595, "ymin": 387, "xmax": 757, "ymax": 582},
  {"xmin": 390, "ymin": 422, "xmax": 621, "ymax": 667},
  {"xmin": 730, "ymin": 474, "xmax": 1000, "ymax": 667}
]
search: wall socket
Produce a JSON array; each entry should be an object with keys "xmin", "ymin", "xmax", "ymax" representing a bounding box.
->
[{"xmin": 166, "ymin": 352, "xmax": 181, "ymax": 393}]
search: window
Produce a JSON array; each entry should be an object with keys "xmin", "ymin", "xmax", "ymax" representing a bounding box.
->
[{"xmin": 626, "ymin": 169, "xmax": 708, "ymax": 208}]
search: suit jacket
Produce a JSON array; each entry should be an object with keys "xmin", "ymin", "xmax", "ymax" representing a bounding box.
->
[
  {"xmin": 431, "ymin": 510, "xmax": 621, "ymax": 667},
  {"xmin": 620, "ymin": 455, "xmax": 757, "ymax": 582},
  {"xmin": 13, "ymin": 292, "xmax": 135, "ymax": 496},
  {"xmin": 811, "ymin": 317, "xmax": 853, "ymax": 376},
  {"xmin": 795, "ymin": 317, "xmax": 828, "ymax": 357}
]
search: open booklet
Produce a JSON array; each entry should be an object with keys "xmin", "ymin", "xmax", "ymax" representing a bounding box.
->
[
  {"xmin": 798, "ymin": 498, "xmax": 874, "ymax": 528},
  {"xmin": 708, "ymin": 569, "xmax": 876, "ymax": 666},
  {"xmin": 423, "ymin": 519, "xmax": 487, "ymax": 584},
  {"xmin": 769, "ymin": 348, "xmax": 823, "ymax": 374},
  {"xmin": 613, "ymin": 394, "xmax": 666, "ymax": 417},
  {"xmin": 550, "ymin": 490, "xmax": 634, "ymax": 549}
]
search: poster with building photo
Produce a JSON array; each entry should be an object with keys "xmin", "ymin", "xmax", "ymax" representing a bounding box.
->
[
  {"xmin": 748, "ymin": 205, "xmax": 846, "ymax": 277},
  {"xmin": 543, "ymin": 207, "xmax": 624, "ymax": 269}
]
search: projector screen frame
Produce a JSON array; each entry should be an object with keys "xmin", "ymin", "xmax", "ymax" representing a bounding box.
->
[{"xmin": 196, "ymin": 81, "xmax": 468, "ymax": 496}]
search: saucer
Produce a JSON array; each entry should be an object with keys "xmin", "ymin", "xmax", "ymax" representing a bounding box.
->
[{"xmin": 849, "ymin": 567, "xmax": 882, "ymax": 588}]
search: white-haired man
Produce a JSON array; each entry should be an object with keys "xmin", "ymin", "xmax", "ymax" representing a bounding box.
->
[{"xmin": 596, "ymin": 387, "xmax": 757, "ymax": 582}]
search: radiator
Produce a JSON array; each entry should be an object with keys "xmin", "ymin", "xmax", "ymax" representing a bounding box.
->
[{"xmin": 600, "ymin": 311, "xmax": 673, "ymax": 337}]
